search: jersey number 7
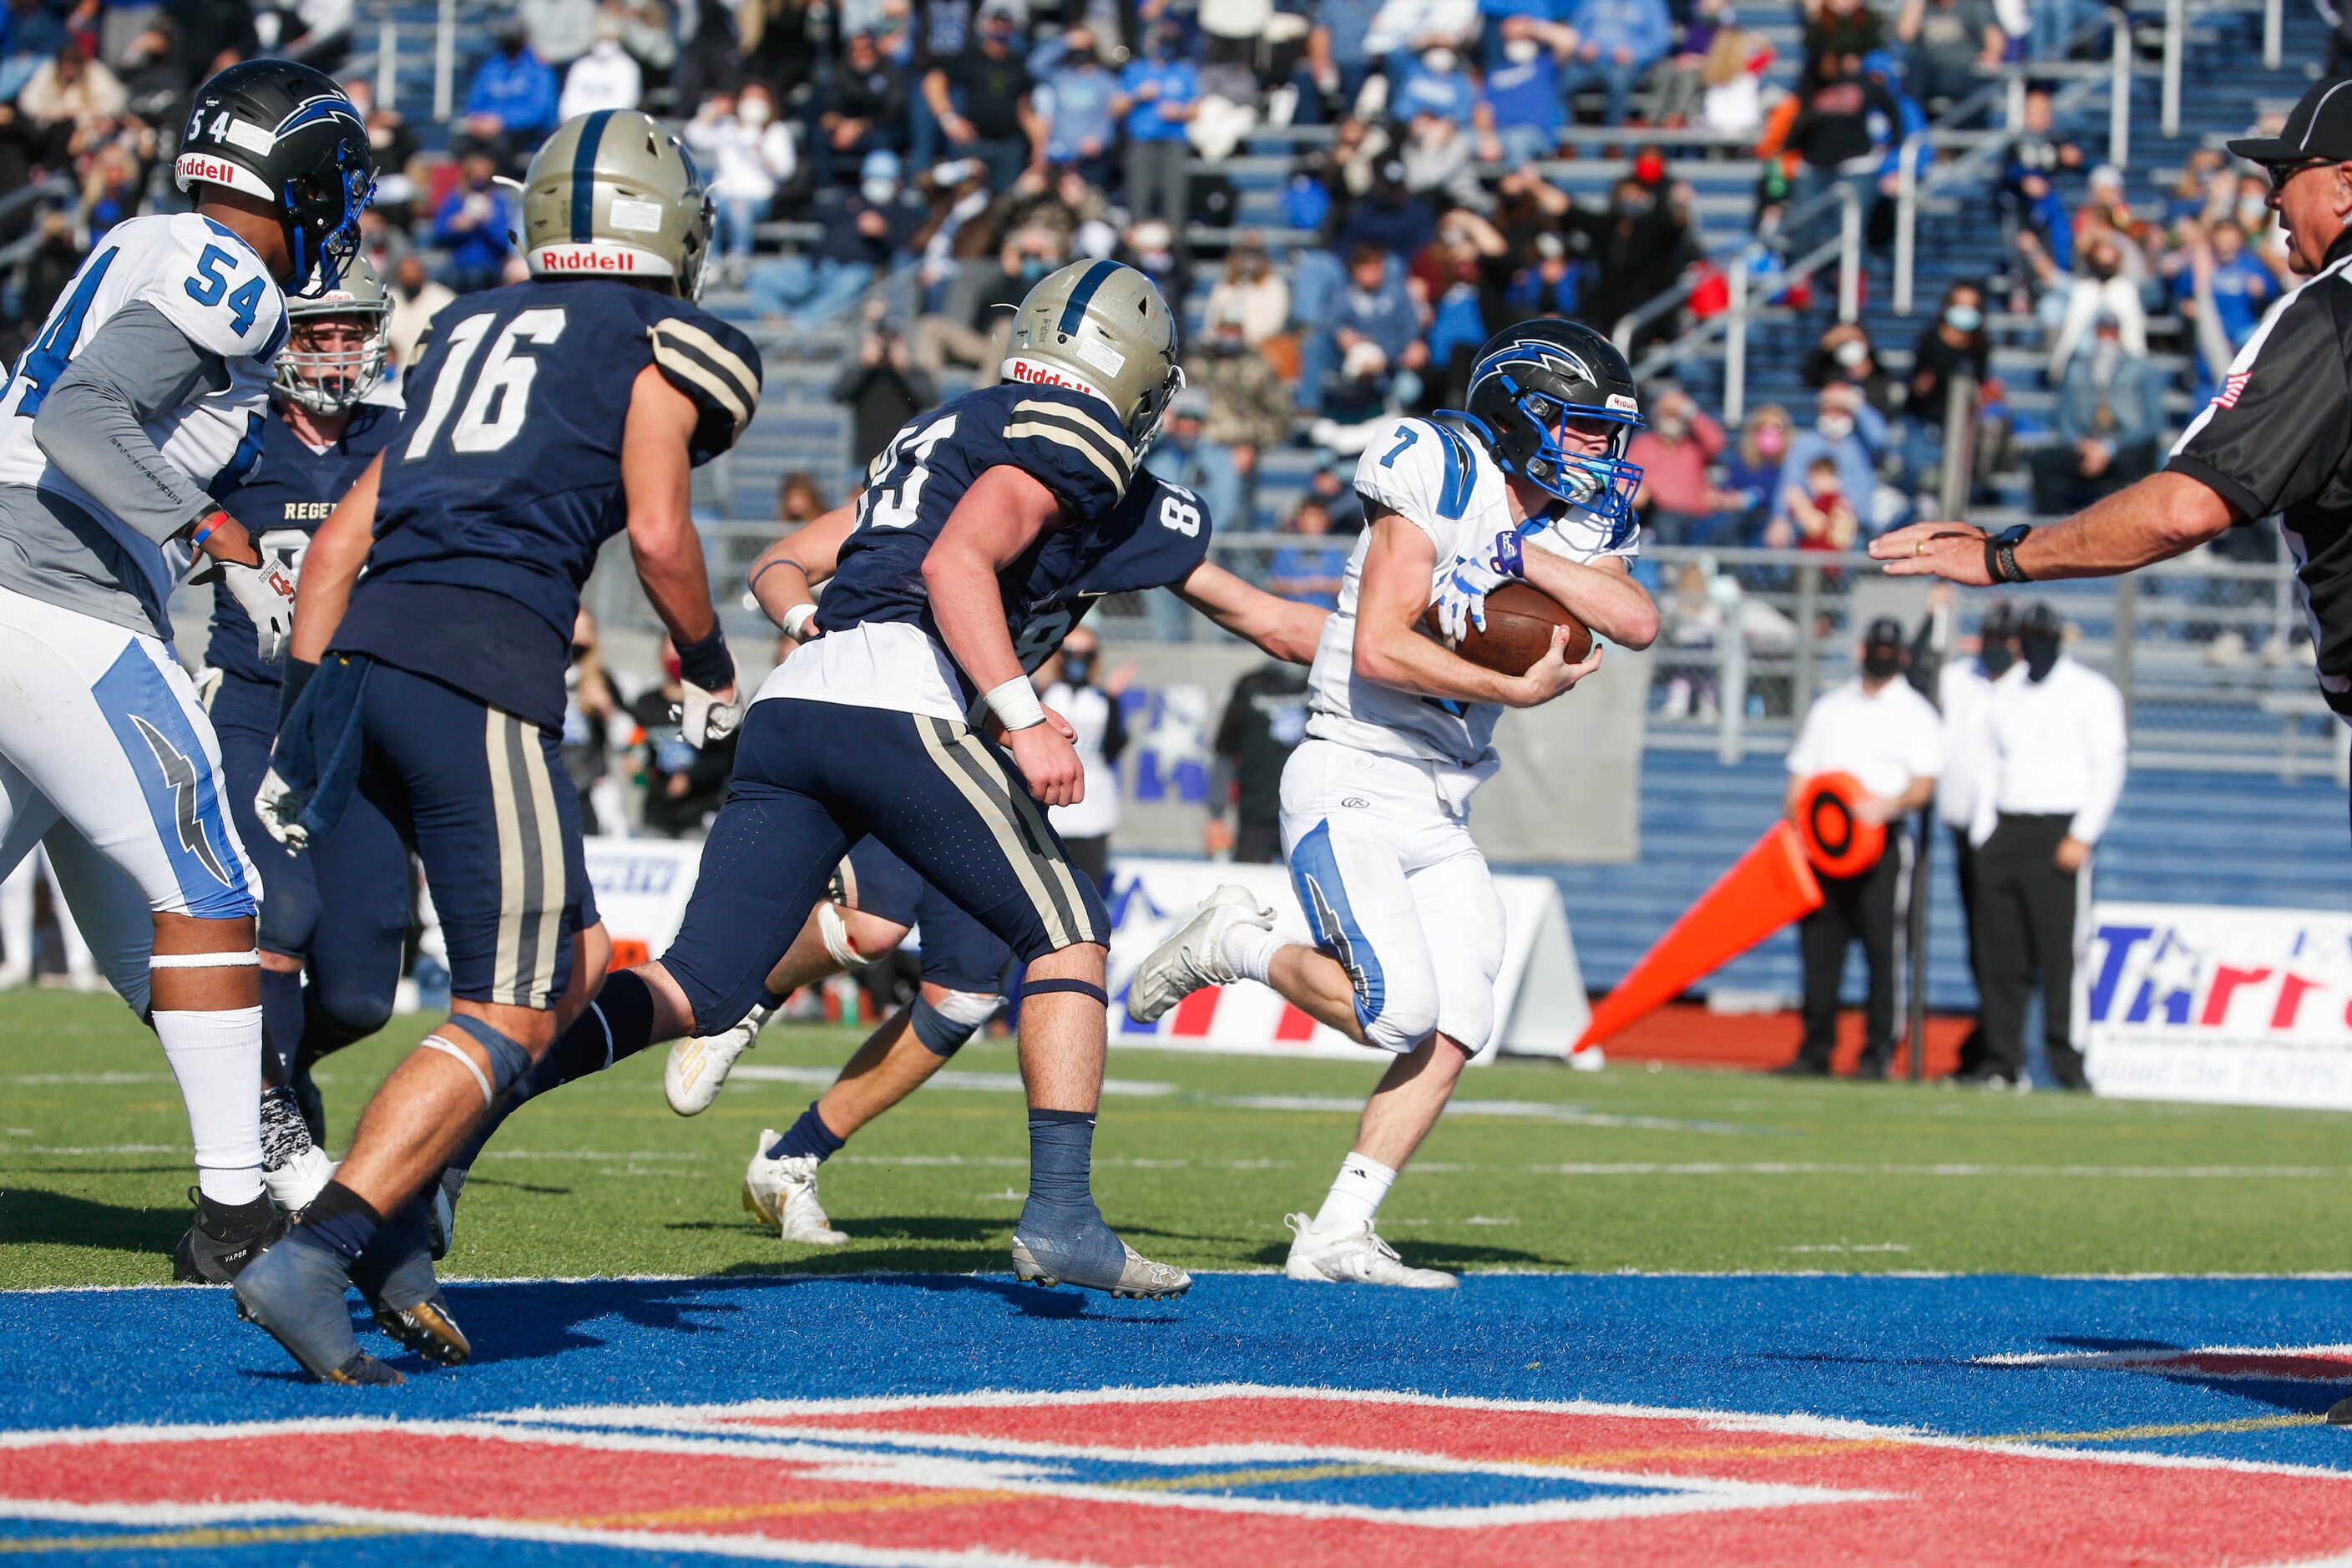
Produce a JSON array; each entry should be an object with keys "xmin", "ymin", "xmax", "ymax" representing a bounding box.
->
[{"xmin": 403, "ymin": 307, "xmax": 569, "ymax": 459}]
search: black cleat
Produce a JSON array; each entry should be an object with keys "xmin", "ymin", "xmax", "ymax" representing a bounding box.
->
[
  {"xmin": 171, "ymin": 1188, "xmax": 285, "ymax": 1283},
  {"xmin": 1852, "ymin": 1055, "xmax": 1891, "ymax": 1081},
  {"xmin": 2329, "ymin": 1396, "xmax": 2352, "ymax": 1426},
  {"xmin": 233, "ymin": 1232, "xmax": 401, "ymax": 1384},
  {"xmin": 352, "ymin": 1201, "xmax": 468, "ymax": 1367},
  {"xmin": 1770, "ymin": 1058, "xmax": 1830, "ymax": 1078}
]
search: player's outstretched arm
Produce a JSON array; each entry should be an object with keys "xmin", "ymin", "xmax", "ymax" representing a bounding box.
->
[
  {"xmin": 1515, "ymin": 549, "xmax": 1660, "ymax": 650},
  {"xmin": 288, "ymin": 452, "xmax": 383, "ymax": 665},
  {"xmin": 1170, "ymin": 559, "xmax": 1328, "ymax": 665},
  {"xmin": 1355, "ymin": 508, "xmax": 1600, "ymax": 708},
  {"xmin": 926, "ymin": 463, "xmax": 1085, "ymax": 806},
  {"xmin": 746, "ymin": 498, "xmax": 859, "ymax": 638},
  {"xmin": 623, "ymin": 365, "xmax": 740, "ymax": 741}
]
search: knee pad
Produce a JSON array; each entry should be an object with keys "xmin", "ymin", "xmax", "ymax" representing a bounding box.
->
[
  {"xmin": 910, "ymin": 989, "xmax": 1000, "ymax": 1058},
  {"xmin": 817, "ymin": 903, "xmax": 869, "ymax": 970},
  {"xmin": 424, "ymin": 1014, "xmax": 534, "ymax": 1106}
]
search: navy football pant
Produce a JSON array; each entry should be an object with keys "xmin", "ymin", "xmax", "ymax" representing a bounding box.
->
[
  {"xmin": 665, "ymin": 699, "xmax": 1105, "ymax": 1036},
  {"xmin": 356, "ymin": 663, "xmax": 587, "ymax": 1010},
  {"xmin": 210, "ymin": 671, "xmax": 407, "ymax": 1046},
  {"xmin": 845, "ymin": 838, "xmax": 1014, "ymax": 994}
]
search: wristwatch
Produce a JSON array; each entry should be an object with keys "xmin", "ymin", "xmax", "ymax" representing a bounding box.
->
[{"xmin": 1985, "ymin": 524, "xmax": 2032, "ymax": 584}]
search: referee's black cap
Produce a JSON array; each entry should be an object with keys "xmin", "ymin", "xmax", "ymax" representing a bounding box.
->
[
  {"xmin": 2228, "ymin": 78, "xmax": 2352, "ymax": 165},
  {"xmin": 1862, "ymin": 615, "xmax": 1906, "ymax": 653}
]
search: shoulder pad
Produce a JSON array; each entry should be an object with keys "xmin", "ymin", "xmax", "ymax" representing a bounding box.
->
[
  {"xmin": 144, "ymin": 213, "xmax": 288, "ymax": 362},
  {"xmin": 1353, "ymin": 417, "xmax": 1477, "ymax": 530}
]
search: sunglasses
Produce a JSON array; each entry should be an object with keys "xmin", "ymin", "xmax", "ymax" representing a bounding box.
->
[{"xmin": 2266, "ymin": 158, "xmax": 2335, "ymax": 196}]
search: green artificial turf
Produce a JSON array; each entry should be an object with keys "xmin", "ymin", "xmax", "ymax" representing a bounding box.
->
[{"xmin": 5, "ymin": 988, "xmax": 2352, "ymax": 1287}]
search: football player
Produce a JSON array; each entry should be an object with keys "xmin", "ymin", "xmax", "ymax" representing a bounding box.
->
[
  {"xmin": 1128, "ymin": 320, "xmax": 1660, "ymax": 1287},
  {"xmin": 232, "ymin": 109, "xmax": 761, "ymax": 1384},
  {"xmin": 200, "ymin": 256, "xmax": 407, "ymax": 1217},
  {"xmin": 0, "ymin": 61, "xmax": 371, "ymax": 1283},
  {"xmin": 429, "ymin": 470, "xmax": 1328, "ymax": 1252},
  {"xmin": 498, "ymin": 260, "xmax": 1194, "ymax": 1299}
]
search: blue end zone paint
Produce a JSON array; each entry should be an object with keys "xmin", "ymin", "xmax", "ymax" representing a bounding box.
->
[{"xmin": 8, "ymin": 1273, "xmax": 2352, "ymax": 1470}]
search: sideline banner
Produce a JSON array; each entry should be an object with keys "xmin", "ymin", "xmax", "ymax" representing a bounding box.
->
[
  {"xmin": 1105, "ymin": 856, "xmax": 1586, "ymax": 1064},
  {"xmin": 583, "ymin": 837, "xmax": 703, "ymax": 969},
  {"xmin": 2081, "ymin": 902, "xmax": 2352, "ymax": 1110}
]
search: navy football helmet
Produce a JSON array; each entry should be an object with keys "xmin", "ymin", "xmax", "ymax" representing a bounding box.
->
[
  {"xmin": 176, "ymin": 59, "xmax": 374, "ymax": 291},
  {"xmin": 1450, "ymin": 320, "xmax": 1645, "ymax": 525}
]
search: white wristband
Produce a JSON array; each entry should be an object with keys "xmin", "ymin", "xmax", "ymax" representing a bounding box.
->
[
  {"xmin": 983, "ymin": 674, "xmax": 1047, "ymax": 731},
  {"xmin": 780, "ymin": 602, "xmax": 818, "ymax": 640}
]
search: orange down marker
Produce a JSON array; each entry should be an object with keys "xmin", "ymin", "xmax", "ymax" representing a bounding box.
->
[{"xmin": 1574, "ymin": 773, "xmax": 1888, "ymax": 1054}]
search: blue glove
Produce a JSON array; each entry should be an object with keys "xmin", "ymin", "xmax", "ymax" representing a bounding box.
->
[{"xmin": 1433, "ymin": 527, "xmax": 1527, "ymax": 642}]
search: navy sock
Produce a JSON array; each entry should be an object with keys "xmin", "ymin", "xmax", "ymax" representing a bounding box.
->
[
  {"xmin": 294, "ymin": 1179, "xmax": 383, "ymax": 1262},
  {"xmin": 767, "ymin": 1100, "xmax": 846, "ymax": 1164},
  {"xmin": 258, "ymin": 966, "xmax": 304, "ymax": 1090}
]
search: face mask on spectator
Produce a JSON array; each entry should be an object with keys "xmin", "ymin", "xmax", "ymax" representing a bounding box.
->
[
  {"xmin": 1756, "ymin": 424, "xmax": 1787, "ymax": 456},
  {"xmin": 1020, "ymin": 255, "xmax": 1051, "ymax": 281},
  {"xmin": 2020, "ymin": 625, "xmax": 2061, "ymax": 681},
  {"xmin": 1834, "ymin": 338, "xmax": 1869, "ymax": 368},
  {"xmin": 1862, "ymin": 644, "xmax": 1902, "ymax": 680},
  {"xmin": 1063, "ymin": 652, "xmax": 1095, "ymax": 683},
  {"xmin": 1658, "ymin": 413, "xmax": 1688, "ymax": 439},
  {"xmin": 1944, "ymin": 303, "xmax": 1981, "ymax": 331},
  {"xmin": 863, "ymin": 176, "xmax": 898, "ymax": 204},
  {"xmin": 741, "ymin": 97, "xmax": 771, "ymax": 127},
  {"xmin": 1980, "ymin": 639, "xmax": 2015, "ymax": 676},
  {"xmin": 1817, "ymin": 412, "xmax": 1854, "ymax": 442},
  {"xmin": 1505, "ymin": 38, "xmax": 1539, "ymax": 62},
  {"xmin": 1422, "ymin": 47, "xmax": 1456, "ymax": 73},
  {"xmin": 1635, "ymin": 154, "xmax": 1667, "ymax": 185}
]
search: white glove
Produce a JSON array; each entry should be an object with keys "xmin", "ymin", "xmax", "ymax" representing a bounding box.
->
[
  {"xmin": 1432, "ymin": 527, "xmax": 1527, "ymax": 642},
  {"xmin": 220, "ymin": 556, "xmax": 298, "ymax": 664},
  {"xmin": 255, "ymin": 766, "xmax": 309, "ymax": 852},
  {"xmin": 678, "ymin": 682, "xmax": 741, "ymax": 748}
]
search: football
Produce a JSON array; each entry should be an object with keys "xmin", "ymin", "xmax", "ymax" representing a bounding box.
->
[{"xmin": 1423, "ymin": 581, "xmax": 1594, "ymax": 675}]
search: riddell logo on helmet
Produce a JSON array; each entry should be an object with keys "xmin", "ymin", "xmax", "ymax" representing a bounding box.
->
[
  {"xmin": 536, "ymin": 246, "xmax": 639, "ymax": 272},
  {"xmin": 175, "ymin": 154, "xmax": 241, "ymax": 186},
  {"xmin": 1003, "ymin": 356, "xmax": 1105, "ymax": 404}
]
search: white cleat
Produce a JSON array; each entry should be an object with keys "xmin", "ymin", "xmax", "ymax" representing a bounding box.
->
[
  {"xmin": 1125, "ymin": 884, "xmax": 1274, "ymax": 1024},
  {"xmin": 743, "ymin": 1131, "xmax": 849, "ymax": 1245},
  {"xmin": 1282, "ymin": 1213, "xmax": 1458, "ymax": 1289},
  {"xmin": 665, "ymin": 1001, "xmax": 772, "ymax": 1116}
]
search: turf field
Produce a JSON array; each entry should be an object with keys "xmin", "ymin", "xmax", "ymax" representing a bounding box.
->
[
  {"xmin": 8, "ymin": 986, "xmax": 2352, "ymax": 1283},
  {"xmin": 15, "ymin": 988, "xmax": 2352, "ymax": 1565}
]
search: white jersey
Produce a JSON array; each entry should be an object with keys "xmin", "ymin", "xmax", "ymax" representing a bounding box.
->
[
  {"xmin": 0, "ymin": 212, "xmax": 289, "ymax": 615},
  {"xmin": 1306, "ymin": 414, "xmax": 1639, "ymax": 772}
]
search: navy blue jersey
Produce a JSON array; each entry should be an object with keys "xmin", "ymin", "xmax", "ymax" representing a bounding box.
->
[
  {"xmin": 335, "ymin": 279, "xmax": 760, "ymax": 730},
  {"xmin": 1001, "ymin": 471, "xmax": 1211, "ymax": 675},
  {"xmin": 203, "ymin": 400, "xmax": 401, "ymax": 686},
  {"xmin": 817, "ymin": 378, "xmax": 1142, "ymax": 660}
]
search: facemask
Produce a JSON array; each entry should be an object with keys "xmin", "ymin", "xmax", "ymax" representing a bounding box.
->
[
  {"xmin": 1944, "ymin": 303, "xmax": 1981, "ymax": 331},
  {"xmin": 1063, "ymin": 653, "xmax": 1095, "ymax": 683},
  {"xmin": 1422, "ymin": 47, "xmax": 1456, "ymax": 72},
  {"xmin": 1979, "ymin": 640, "xmax": 2015, "ymax": 677},
  {"xmin": 1834, "ymin": 338, "xmax": 1869, "ymax": 368},
  {"xmin": 1020, "ymin": 256, "xmax": 1050, "ymax": 281},
  {"xmin": 1862, "ymin": 646, "xmax": 1902, "ymax": 680},
  {"xmin": 1505, "ymin": 38, "xmax": 1538, "ymax": 61},
  {"xmin": 1658, "ymin": 414, "xmax": 1688, "ymax": 439},
  {"xmin": 862, "ymin": 177, "xmax": 898, "ymax": 205},
  {"xmin": 1067, "ymin": 49, "xmax": 1095, "ymax": 67},
  {"xmin": 1634, "ymin": 154, "xmax": 1666, "ymax": 185},
  {"xmin": 2020, "ymin": 627, "xmax": 2061, "ymax": 681},
  {"xmin": 1817, "ymin": 412, "xmax": 1854, "ymax": 442},
  {"xmin": 740, "ymin": 98, "xmax": 771, "ymax": 127},
  {"xmin": 1756, "ymin": 427, "xmax": 1787, "ymax": 456}
]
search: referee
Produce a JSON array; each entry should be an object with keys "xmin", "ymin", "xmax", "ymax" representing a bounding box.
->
[{"xmin": 1874, "ymin": 78, "xmax": 2352, "ymax": 826}]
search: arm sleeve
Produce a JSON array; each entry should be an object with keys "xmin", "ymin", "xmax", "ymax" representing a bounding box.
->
[
  {"xmin": 32, "ymin": 301, "xmax": 225, "ymax": 544},
  {"xmin": 2166, "ymin": 279, "xmax": 2352, "ymax": 521},
  {"xmin": 645, "ymin": 306, "xmax": 766, "ymax": 463},
  {"xmin": 2069, "ymin": 675, "xmax": 2128, "ymax": 845}
]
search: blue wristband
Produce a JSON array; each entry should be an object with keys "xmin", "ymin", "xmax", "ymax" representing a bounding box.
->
[{"xmin": 674, "ymin": 629, "xmax": 734, "ymax": 692}]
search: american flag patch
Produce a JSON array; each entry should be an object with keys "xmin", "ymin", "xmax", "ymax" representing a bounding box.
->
[{"xmin": 2216, "ymin": 370, "xmax": 2251, "ymax": 408}]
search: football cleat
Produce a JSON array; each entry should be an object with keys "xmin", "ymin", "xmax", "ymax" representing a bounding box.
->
[
  {"xmin": 232, "ymin": 1234, "xmax": 402, "ymax": 1384},
  {"xmin": 259, "ymin": 1086, "xmax": 336, "ymax": 1216},
  {"xmin": 1125, "ymin": 884, "xmax": 1274, "ymax": 1024},
  {"xmin": 666, "ymin": 1001, "xmax": 772, "ymax": 1116},
  {"xmin": 352, "ymin": 1203, "xmax": 468, "ymax": 1367},
  {"xmin": 1011, "ymin": 1234, "xmax": 1192, "ymax": 1299},
  {"xmin": 171, "ymin": 1187, "xmax": 286, "ymax": 1283},
  {"xmin": 1282, "ymin": 1213, "xmax": 1458, "ymax": 1289},
  {"xmin": 743, "ymin": 1133, "xmax": 849, "ymax": 1245}
]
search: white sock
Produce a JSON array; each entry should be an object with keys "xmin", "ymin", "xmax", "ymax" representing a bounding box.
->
[
  {"xmin": 154, "ymin": 1006, "xmax": 266, "ymax": 1206},
  {"xmin": 1221, "ymin": 923, "xmax": 1286, "ymax": 985},
  {"xmin": 1312, "ymin": 1151, "xmax": 1397, "ymax": 1234}
]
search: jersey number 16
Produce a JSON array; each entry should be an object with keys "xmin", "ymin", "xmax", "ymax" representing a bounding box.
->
[{"xmin": 403, "ymin": 307, "xmax": 569, "ymax": 459}]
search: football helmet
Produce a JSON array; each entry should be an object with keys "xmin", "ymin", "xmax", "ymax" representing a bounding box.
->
[
  {"xmin": 518, "ymin": 109, "xmax": 715, "ymax": 300},
  {"xmin": 1000, "ymin": 260, "xmax": 1184, "ymax": 453},
  {"xmin": 175, "ymin": 59, "xmax": 374, "ymax": 291},
  {"xmin": 272, "ymin": 253, "xmax": 390, "ymax": 414},
  {"xmin": 1450, "ymin": 320, "xmax": 1646, "ymax": 525}
]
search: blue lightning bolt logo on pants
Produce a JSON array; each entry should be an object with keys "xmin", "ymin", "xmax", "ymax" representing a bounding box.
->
[{"xmin": 94, "ymin": 645, "xmax": 252, "ymax": 918}]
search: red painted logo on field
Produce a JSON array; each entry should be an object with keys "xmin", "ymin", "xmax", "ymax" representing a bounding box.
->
[{"xmin": 9, "ymin": 1385, "xmax": 2352, "ymax": 1564}]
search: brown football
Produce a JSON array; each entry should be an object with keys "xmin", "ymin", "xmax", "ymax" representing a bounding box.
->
[{"xmin": 1422, "ymin": 581, "xmax": 1593, "ymax": 675}]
